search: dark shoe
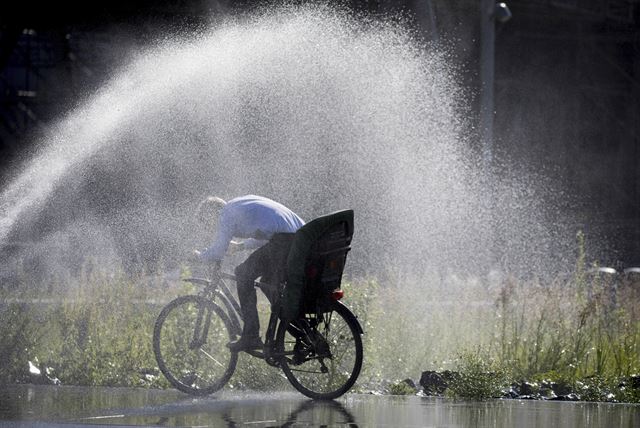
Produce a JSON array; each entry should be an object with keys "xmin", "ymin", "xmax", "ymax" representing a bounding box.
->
[
  {"xmin": 292, "ymin": 339, "xmax": 309, "ymax": 365},
  {"xmin": 226, "ymin": 336, "xmax": 264, "ymax": 352}
]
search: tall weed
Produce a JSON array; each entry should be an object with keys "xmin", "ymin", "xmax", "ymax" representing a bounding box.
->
[{"xmin": 1, "ymin": 245, "xmax": 639, "ymax": 402}]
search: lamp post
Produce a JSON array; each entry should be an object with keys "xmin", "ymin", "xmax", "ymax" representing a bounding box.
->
[
  {"xmin": 479, "ymin": 1, "xmax": 511, "ymax": 170},
  {"xmin": 479, "ymin": 1, "xmax": 511, "ymax": 269}
]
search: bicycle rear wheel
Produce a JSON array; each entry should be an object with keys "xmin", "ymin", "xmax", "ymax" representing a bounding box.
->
[
  {"xmin": 153, "ymin": 295, "xmax": 237, "ymax": 395},
  {"xmin": 276, "ymin": 301, "xmax": 363, "ymax": 399}
]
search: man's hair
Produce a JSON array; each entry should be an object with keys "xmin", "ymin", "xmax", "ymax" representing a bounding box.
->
[{"xmin": 195, "ymin": 196, "xmax": 227, "ymax": 225}]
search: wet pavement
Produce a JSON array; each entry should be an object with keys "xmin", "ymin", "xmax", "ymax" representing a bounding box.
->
[{"xmin": 1, "ymin": 384, "xmax": 639, "ymax": 427}]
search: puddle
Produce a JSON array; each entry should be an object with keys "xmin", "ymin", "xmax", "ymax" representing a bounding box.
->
[{"xmin": 1, "ymin": 384, "xmax": 638, "ymax": 427}]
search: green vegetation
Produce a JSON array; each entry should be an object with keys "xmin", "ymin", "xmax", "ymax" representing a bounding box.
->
[
  {"xmin": 1, "ymin": 237, "xmax": 639, "ymax": 402},
  {"xmin": 348, "ymin": 232, "xmax": 640, "ymax": 402},
  {"xmin": 479, "ymin": 233, "xmax": 640, "ymax": 401},
  {"xmin": 0, "ymin": 303, "xmax": 37, "ymax": 384},
  {"xmin": 387, "ymin": 379, "xmax": 417, "ymax": 395},
  {"xmin": 0, "ymin": 269, "xmax": 172, "ymax": 388},
  {"xmin": 446, "ymin": 350, "xmax": 509, "ymax": 400}
]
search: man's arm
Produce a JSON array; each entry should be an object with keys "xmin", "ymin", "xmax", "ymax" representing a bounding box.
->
[
  {"xmin": 241, "ymin": 238, "xmax": 267, "ymax": 250},
  {"xmin": 199, "ymin": 215, "xmax": 233, "ymax": 262},
  {"xmin": 224, "ymin": 238, "xmax": 266, "ymax": 255}
]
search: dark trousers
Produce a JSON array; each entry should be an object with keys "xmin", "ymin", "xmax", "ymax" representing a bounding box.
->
[{"xmin": 234, "ymin": 233, "xmax": 295, "ymax": 337}]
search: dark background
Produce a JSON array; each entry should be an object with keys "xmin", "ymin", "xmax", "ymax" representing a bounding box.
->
[{"xmin": 1, "ymin": 0, "xmax": 639, "ymax": 267}]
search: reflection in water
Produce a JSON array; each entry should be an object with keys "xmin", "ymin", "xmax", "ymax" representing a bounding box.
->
[
  {"xmin": 0, "ymin": 384, "xmax": 185, "ymax": 422},
  {"xmin": 1, "ymin": 385, "xmax": 639, "ymax": 427},
  {"xmin": 275, "ymin": 400, "xmax": 358, "ymax": 428},
  {"xmin": 215, "ymin": 399, "xmax": 358, "ymax": 428},
  {"xmin": 145, "ymin": 394, "xmax": 359, "ymax": 427},
  {"xmin": 0, "ymin": 385, "xmax": 358, "ymax": 427}
]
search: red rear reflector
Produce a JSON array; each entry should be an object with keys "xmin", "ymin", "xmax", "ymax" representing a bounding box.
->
[{"xmin": 331, "ymin": 290, "xmax": 344, "ymax": 300}]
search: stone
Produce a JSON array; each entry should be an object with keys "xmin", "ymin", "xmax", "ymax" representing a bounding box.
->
[
  {"xmin": 517, "ymin": 381, "xmax": 539, "ymax": 396},
  {"xmin": 503, "ymin": 385, "xmax": 520, "ymax": 399},
  {"xmin": 419, "ymin": 371, "xmax": 448, "ymax": 395},
  {"xmin": 549, "ymin": 393, "xmax": 580, "ymax": 401},
  {"xmin": 548, "ymin": 381, "xmax": 573, "ymax": 396}
]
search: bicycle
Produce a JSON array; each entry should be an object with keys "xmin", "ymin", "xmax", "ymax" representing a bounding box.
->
[{"xmin": 153, "ymin": 210, "xmax": 363, "ymax": 400}]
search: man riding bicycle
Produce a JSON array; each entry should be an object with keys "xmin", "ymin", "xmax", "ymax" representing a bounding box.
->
[{"xmin": 194, "ymin": 195, "xmax": 305, "ymax": 352}]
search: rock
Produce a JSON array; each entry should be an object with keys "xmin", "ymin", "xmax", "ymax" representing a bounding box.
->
[
  {"xmin": 502, "ymin": 385, "xmax": 520, "ymax": 399},
  {"xmin": 547, "ymin": 381, "xmax": 573, "ymax": 396},
  {"xmin": 26, "ymin": 361, "xmax": 60, "ymax": 385},
  {"xmin": 498, "ymin": 379, "xmax": 581, "ymax": 401},
  {"xmin": 28, "ymin": 361, "xmax": 41, "ymax": 376},
  {"xmin": 539, "ymin": 387, "xmax": 557, "ymax": 400},
  {"xmin": 419, "ymin": 371, "xmax": 448, "ymax": 395},
  {"xmin": 139, "ymin": 367, "xmax": 160, "ymax": 383},
  {"xmin": 418, "ymin": 370, "xmax": 460, "ymax": 395},
  {"xmin": 516, "ymin": 381, "xmax": 539, "ymax": 396},
  {"xmin": 44, "ymin": 367, "xmax": 61, "ymax": 385},
  {"xmin": 549, "ymin": 393, "xmax": 580, "ymax": 401}
]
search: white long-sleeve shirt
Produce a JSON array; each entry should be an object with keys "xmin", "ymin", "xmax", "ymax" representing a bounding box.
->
[{"xmin": 200, "ymin": 195, "xmax": 305, "ymax": 262}]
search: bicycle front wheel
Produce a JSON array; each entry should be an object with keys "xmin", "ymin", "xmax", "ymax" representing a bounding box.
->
[
  {"xmin": 277, "ymin": 301, "xmax": 363, "ymax": 399},
  {"xmin": 153, "ymin": 295, "xmax": 237, "ymax": 395}
]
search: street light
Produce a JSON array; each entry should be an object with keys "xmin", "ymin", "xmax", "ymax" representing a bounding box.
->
[
  {"xmin": 479, "ymin": 1, "xmax": 511, "ymax": 269},
  {"xmin": 479, "ymin": 1, "xmax": 512, "ymax": 170},
  {"xmin": 494, "ymin": 2, "xmax": 512, "ymax": 24}
]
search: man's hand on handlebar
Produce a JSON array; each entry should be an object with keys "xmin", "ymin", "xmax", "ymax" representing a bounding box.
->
[
  {"xmin": 228, "ymin": 240, "xmax": 244, "ymax": 255},
  {"xmin": 188, "ymin": 250, "xmax": 221, "ymax": 271}
]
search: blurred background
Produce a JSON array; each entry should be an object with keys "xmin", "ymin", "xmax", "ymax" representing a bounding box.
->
[{"xmin": 0, "ymin": 0, "xmax": 638, "ymax": 275}]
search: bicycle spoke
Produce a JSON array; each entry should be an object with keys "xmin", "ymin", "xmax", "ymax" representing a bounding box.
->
[
  {"xmin": 277, "ymin": 303, "xmax": 363, "ymax": 399},
  {"xmin": 199, "ymin": 348, "xmax": 225, "ymax": 367},
  {"xmin": 154, "ymin": 296, "xmax": 238, "ymax": 395}
]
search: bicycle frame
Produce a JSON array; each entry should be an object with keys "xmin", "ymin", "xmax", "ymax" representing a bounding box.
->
[
  {"xmin": 155, "ymin": 270, "xmax": 363, "ymax": 399},
  {"xmin": 185, "ymin": 273, "xmax": 242, "ymax": 335},
  {"xmin": 183, "ymin": 272, "xmax": 289, "ymax": 365}
]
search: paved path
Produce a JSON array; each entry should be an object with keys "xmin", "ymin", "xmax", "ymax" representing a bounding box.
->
[{"xmin": 1, "ymin": 384, "xmax": 639, "ymax": 427}]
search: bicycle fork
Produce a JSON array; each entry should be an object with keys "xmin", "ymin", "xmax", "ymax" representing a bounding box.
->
[{"xmin": 189, "ymin": 305, "xmax": 212, "ymax": 349}]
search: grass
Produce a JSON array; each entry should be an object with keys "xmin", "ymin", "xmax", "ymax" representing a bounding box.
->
[
  {"xmin": 1, "ymin": 244, "xmax": 639, "ymax": 402},
  {"xmin": 387, "ymin": 380, "xmax": 418, "ymax": 395},
  {"xmin": 493, "ymin": 274, "xmax": 640, "ymax": 381},
  {"xmin": 344, "ymin": 242, "xmax": 640, "ymax": 400},
  {"xmin": 446, "ymin": 350, "xmax": 509, "ymax": 400},
  {"xmin": 0, "ymin": 269, "xmax": 171, "ymax": 388}
]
